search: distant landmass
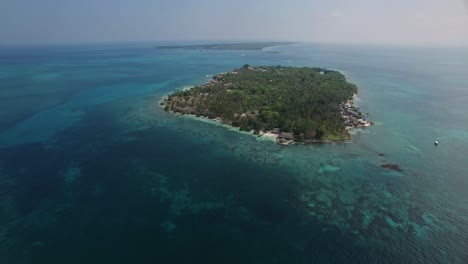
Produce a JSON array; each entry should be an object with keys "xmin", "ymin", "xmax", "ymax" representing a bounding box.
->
[
  {"xmin": 157, "ymin": 42, "xmax": 297, "ymax": 51},
  {"xmin": 162, "ymin": 65, "xmax": 372, "ymax": 144}
]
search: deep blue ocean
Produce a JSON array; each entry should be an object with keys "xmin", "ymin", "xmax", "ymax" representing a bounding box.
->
[{"xmin": 0, "ymin": 43, "xmax": 467, "ymax": 263}]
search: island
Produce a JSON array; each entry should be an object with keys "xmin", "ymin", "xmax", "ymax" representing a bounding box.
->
[
  {"xmin": 157, "ymin": 42, "xmax": 297, "ymax": 51},
  {"xmin": 161, "ymin": 65, "xmax": 372, "ymax": 145}
]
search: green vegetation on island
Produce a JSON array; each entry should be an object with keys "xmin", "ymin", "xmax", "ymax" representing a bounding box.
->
[
  {"xmin": 157, "ymin": 42, "xmax": 297, "ymax": 51},
  {"xmin": 162, "ymin": 65, "xmax": 372, "ymax": 143}
]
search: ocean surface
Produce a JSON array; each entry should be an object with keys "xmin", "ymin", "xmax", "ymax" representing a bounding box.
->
[{"xmin": 0, "ymin": 43, "xmax": 467, "ymax": 263}]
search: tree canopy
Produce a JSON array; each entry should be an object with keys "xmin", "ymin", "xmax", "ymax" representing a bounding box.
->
[{"xmin": 164, "ymin": 66, "xmax": 357, "ymax": 141}]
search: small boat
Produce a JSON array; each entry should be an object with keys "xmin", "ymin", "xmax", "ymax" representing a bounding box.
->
[{"xmin": 434, "ymin": 141, "xmax": 439, "ymax": 146}]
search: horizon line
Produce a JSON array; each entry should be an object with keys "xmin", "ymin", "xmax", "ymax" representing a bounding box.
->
[{"xmin": 1, "ymin": 39, "xmax": 467, "ymax": 49}]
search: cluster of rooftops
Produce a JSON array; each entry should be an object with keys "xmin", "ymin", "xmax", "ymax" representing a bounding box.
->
[
  {"xmin": 340, "ymin": 99, "xmax": 373, "ymax": 129},
  {"xmin": 270, "ymin": 128, "xmax": 295, "ymax": 145},
  {"xmin": 265, "ymin": 98, "xmax": 373, "ymax": 146}
]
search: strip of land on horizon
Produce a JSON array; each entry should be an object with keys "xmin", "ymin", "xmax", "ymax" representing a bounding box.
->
[{"xmin": 157, "ymin": 42, "xmax": 297, "ymax": 51}]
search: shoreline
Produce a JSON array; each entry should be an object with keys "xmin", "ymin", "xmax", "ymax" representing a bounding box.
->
[
  {"xmin": 160, "ymin": 67, "xmax": 372, "ymax": 145},
  {"xmin": 159, "ymin": 101, "xmax": 276, "ymax": 142},
  {"xmin": 159, "ymin": 99, "xmax": 354, "ymax": 145}
]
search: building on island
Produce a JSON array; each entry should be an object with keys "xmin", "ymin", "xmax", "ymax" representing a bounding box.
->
[
  {"xmin": 277, "ymin": 132, "xmax": 295, "ymax": 145},
  {"xmin": 271, "ymin": 128, "xmax": 281, "ymax": 134}
]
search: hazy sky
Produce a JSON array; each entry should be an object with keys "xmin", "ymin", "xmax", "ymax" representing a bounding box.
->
[{"xmin": 1, "ymin": 0, "xmax": 468, "ymax": 45}]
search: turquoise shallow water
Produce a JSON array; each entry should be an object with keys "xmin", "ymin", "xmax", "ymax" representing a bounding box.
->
[{"xmin": 0, "ymin": 43, "xmax": 467, "ymax": 263}]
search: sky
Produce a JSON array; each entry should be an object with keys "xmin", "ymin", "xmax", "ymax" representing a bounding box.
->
[{"xmin": 1, "ymin": 0, "xmax": 468, "ymax": 46}]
